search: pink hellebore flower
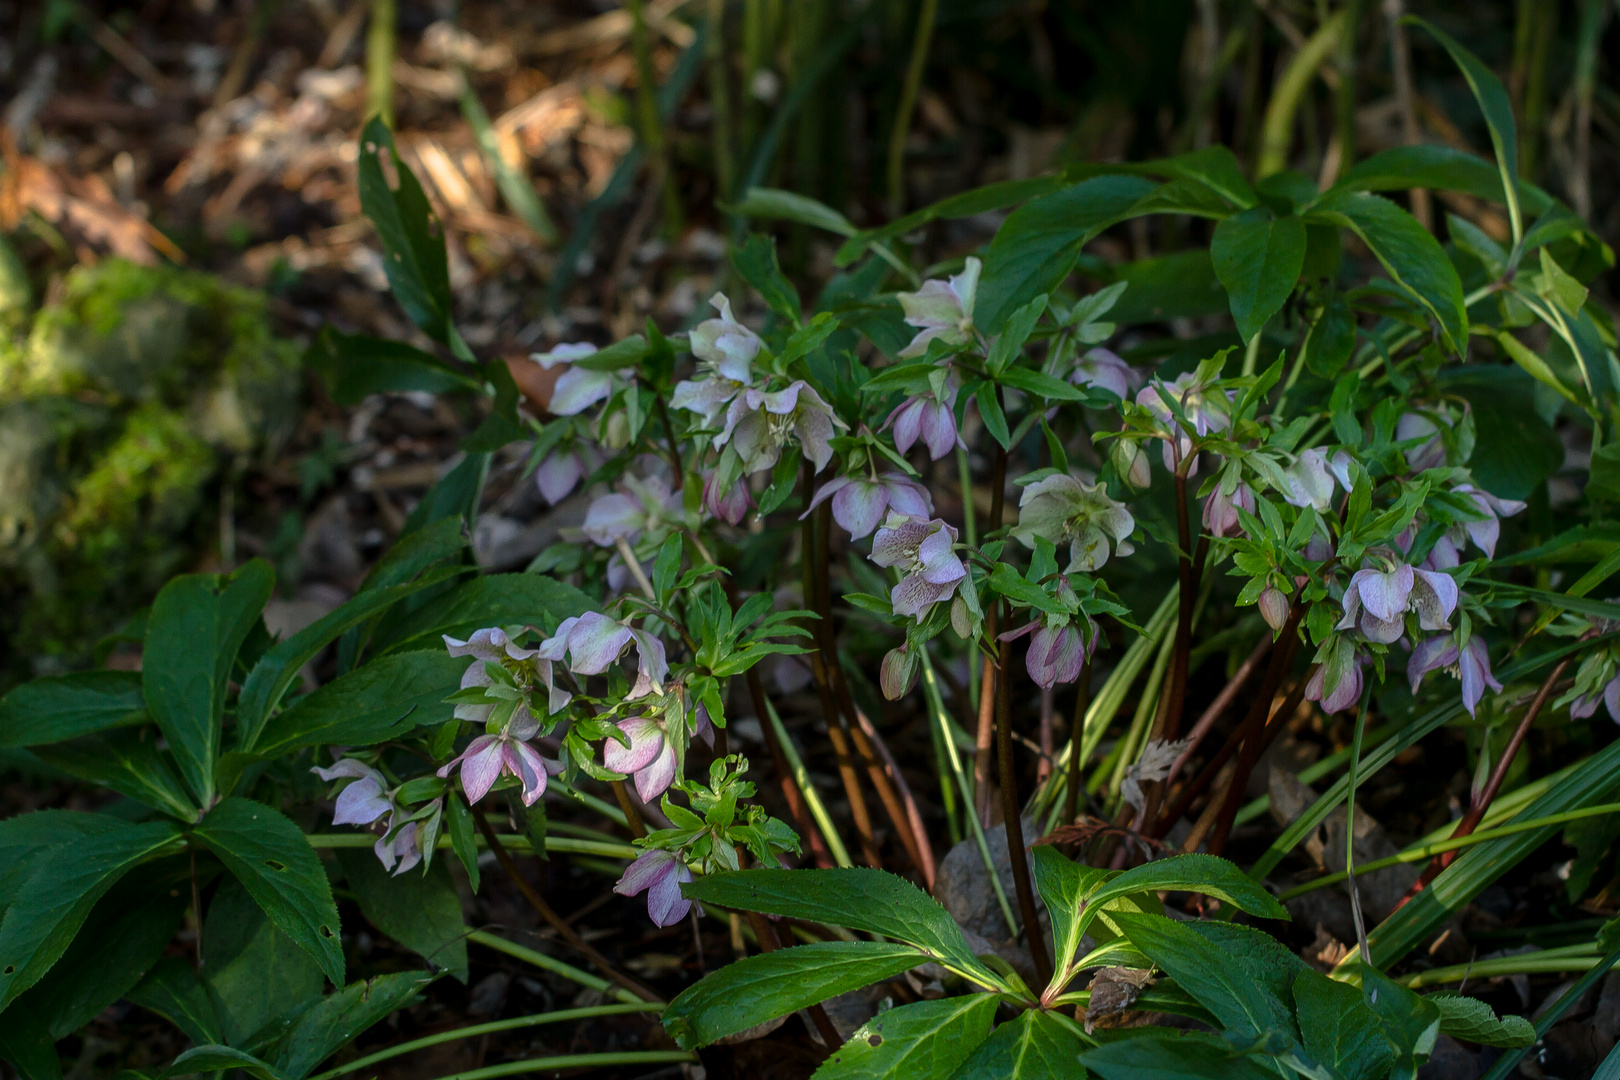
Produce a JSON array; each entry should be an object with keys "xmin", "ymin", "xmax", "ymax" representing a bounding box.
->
[
  {"xmin": 1001, "ymin": 616, "xmax": 1094, "ymax": 689},
  {"xmin": 1070, "ymin": 347, "xmax": 1138, "ymax": 401},
  {"xmin": 1396, "ymin": 409, "xmax": 1465, "ymax": 472},
  {"xmin": 1013, "ymin": 473, "xmax": 1135, "ymax": 573},
  {"xmin": 438, "ymin": 731, "xmax": 551, "ymax": 805},
  {"xmin": 1258, "ymin": 587, "xmax": 1291, "ymax": 631},
  {"xmin": 715, "ymin": 381, "xmax": 843, "ymax": 474},
  {"xmin": 1281, "ymin": 448, "xmax": 1342, "ymax": 513},
  {"xmin": 886, "ymin": 385, "xmax": 961, "ymax": 461},
  {"xmin": 1570, "ymin": 673, "xmax": 1620, "ymax": 723},
  {"xmin": 802, "ymin": 471, "xmax": 933, "ymax": 540},
  {"xmin": 534, "ymin": 443, "xmax": 602, "ymax": 506},
  {"xmin": 1201, "ymin": 481, "xmax": 1256, "ymax": 538},
  {"xmin": 540, "ymin": 611, "xmax": 668, "ymax": 698},
  {"xmin": 1305, "ymin": 638, "xmax": 1366, "ymax": 714},
  {"xmin": 1135, "ymin": 372, "xmax": 1234, "ymax": 473},
  {"xmin": 896, "ymin": 257, "xmax": 980, "ymax": 358},
  {"xmin": 1451, "ymin": 485, "xmax": 1526, "ymax": 559},
  {"xmin": 602, "ymin": 715, "xmax": 686, "ymax": 802},
  {"xmin": 869, "ymin": 514, "xmax": 967, "ymax": 618},
  {"xmin": 703, "ymin": 467, "xmax": 754, "ymax": 525},
  {"xmin": 671, "ymin": 294, "xmax": 761, "ymax": 426},
  {"xmin": 580, "ymin": 474, "xmax": 683, "ymax": 548},
  {"xmin": 374, "ymin": 820, "xmax": 422, "ymax": 876},
  {"xmin": 1336, "ymin": 562, "xmax": 1458, "ymax": 644},
  {"xmin": 311, "ymin": 759, "xmax": 393, "ymax": 827},
  {"xmin": 532, "ymin": 343, "xmax": 627, "ymax": 417},
  {"xmin": 614, "ymin": 849, "xmax": 694, "ymax": 927},
  {"xmin": 445, "ymin": 627, "xmax": 563, "ymax": 719},
  {"xmin": 1409, "ymin": 633, "xmax": 1502, "ymax": 717}
]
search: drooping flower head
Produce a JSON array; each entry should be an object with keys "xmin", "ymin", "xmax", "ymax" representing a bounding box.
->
[
  {"xmin": 538, "ymin": 611, "xmax": 669, "ymax": 699},
  {"xmin": 869, "ymin": 514, "xmax": 967, "ymax": 618},
  {"xmin": 579, "ymin": 473, "xmax": 685, "ymax": 549},
  {"xmin": 310, "ymin": 758, "xmax": 425, "ymax": 876},
  {"xmin": 896, "ymin": 257, "xmax": 980, "ymax": 358},
  {"xmin": 1560, "ymin": 641, "xmax": 1620, "ymax": 724},
  {"xmin": 886, "ymin": 383, "xmax": 962, "ymax": 461},
  {"xmin": 1449, "ymin": 484, "xmax": 1527, "ymax": 559},
  {"xmin": 702, "ymin": 466, "xmax": 754, "ymax": 525},
  {"xmin": 1201, "ymin": 480, "xmax": 1256, "ymax": 539},
  {"xmin": 437, "ymin": 731, "xmax": 551, "ymax": 806},
  {"xmin": 1336, "ymin": 560, "xmax": 1458, "ymax": 644},
  {"xmin": 534, "ymin": 441, "xmax": 603, "ymax": 506},
  {"xmin": 1012, "ymin": 473, "xmax": 1136, "ymax": 573},
  {"xmin": 1280, "ymin": 448, "xmax": 1350, "ymax": 513},
  {"xmin": 1134, "ymin": 371, "xmax": 1234, "ymax": 473},
  {"xmin": 1396, "ymin": 407, "xmax": 1468, "ymax": 472},
  {"xmin": 614, "ymin": 849, "xmax": 694, "ymax": 927},
  {"xmin": 1305, "ymin": 635, "xmax": 1366, "ymax": 715},
  {"xmin": 714, "ymin": 381, "xmax": 844, "ymax": 474},
  {"xmin": 1001, "ymin": 611, "xmax": 1096, "ymax": 689},
  {"xmin": 532, "ymin": 343, "xmax": 630, "ymax": 417},
  {"xmin": 1408, "ymin": 631, "xmax": 1502, "ymax": 717},
  {"xmin": 602, "ymin": 707, "xmax": 710, "ymax": 803},
  {"xmin": 1069, "ymin": 347, "xmax": 1138, "ymax": 401},
  {"xmin": 802, "ymin": 471, "xmax": 933, "ymax": 540},
  {"xmin": 671, "ymin": 294, "xmax": 762, "ymax": 426},
  {"xmin": 444, "ymin": 628, "xmax": 566, "ymax": 721}
]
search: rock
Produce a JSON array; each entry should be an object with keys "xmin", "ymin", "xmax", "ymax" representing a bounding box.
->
[
  {"xmin": 1592, "ymin": 971, "xmax": 1620, "ymax": 1041},
  {"xmin": 1269, "ymin": 767, "xmax": 1420, "ymax": 924},
  {"xmin": 933, "ymin": 818, "xmax": 1051, "ymax": 985}
]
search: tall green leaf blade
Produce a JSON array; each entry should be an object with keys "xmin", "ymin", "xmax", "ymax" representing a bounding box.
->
[
  {"xmin": 143, "ymin": 561, "xmax": 275, "ymax": 806},
  {"xmin": 253, "ymin": 651, "xmax": 465, "ymax": 759},
  {"xmin": 662, "ymin": 941, "xmax": 926, "ymax": 1050},
  {"xmin": 338, "ymin": 850, "xmax": 468, "ymax": 982},
  {"xmin": 811, "ymin": 995, "xmax": 998, "ymax": 1080},
  {"xmin": 945, "ymin": 1009, "xmax": 1088, "ymax": 1079},
  {"xmin": 1363, "ymin": 736, "xmax": 1620, "ymax": 969},
  {"xmin": 733, "ymin": 234, "xmax": 801, "ymax": 325},
  {"xmin": 1293, "ymin": 968, "xmax": 1396, "ymax": 1080},
  {"xmin": 30, "ymin": 730, "xmax": 196, "ymax": 819},
  {"xmin": 1306, "ymin": 191, "xmax": 1467, "ymax": 355},
  {"xmin": 1032, "ymin": 847, "xmax": 1109, "ymax": 980},
  {"xmin": 1079, "ymin": 1031, "xmax": 1278, "ymax": 1079},
  {"xmin": 681, "ymin": 869, "xmax": 995, "ymax": 982},
  {"xmin": 238, "ymin": 573, "xmax": 461, "ymax": 752},
  {"xmin": 192, "ymin": 798, "xmax": 344, "ymax": 986},
  {"xmin": 0, "ymin": 817, "xmax": 182, "ymax": 1008},
  {"xmin": 0, "ymin": 671, "xmax": 146, "ymax": 748},
  {"xmin": 1331, "ymin": 146, "xmax": 1553, "ymax": 216},
  {"xmin": 270, "ymin": 972, "xmax": 435, "ymax": 1080},
  {"xmin": 976, "ymin": 176, "xmax": 1157, "ymax": 334},
  {"xmin": 357, "ymin": 117, "xmax": 452, "ymax": 342},
  {"xmin": 1210, "ymin": 209, "xmax": 1306, "ymax": 343}
]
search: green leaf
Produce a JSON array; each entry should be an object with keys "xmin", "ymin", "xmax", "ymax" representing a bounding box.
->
[
  {"xmin": 1079, "ymin": 1031, "xmax": 1278, "ymax": 1079},
  {"xmin": 126, "ymin": 957, "xmax": 224, "ymax": 1046},
  {"xmin": 976, "ymin": 176, "xmax": 1156, "ymax": 334},
  {"xmin": 1293, "ymin": 969, "xmax": 1396, "ymax": 1080},
  {"xmin": 373, "ymin": 574, "xmax": 593, "ymax": 655},
  {"xmin": 0, "ymin": 671, "xmax": 147, "ymax": 748},
  {"xmin": 270, "ymin": 972, "xmax": 435, "ymax": 1080},
  {"xmin": 1442, "ymin": 366, "xmax": 1563, "ymax": 500},
  {"xmin": 1429, "ymin": 993, "xmax": 1536, "ymax": 1048},
  {"xmin": 198, "ymin": 878, "xmax": 324, "ymax": 1050},
  {"xmin": 1405, "ymin": 17, "xmax": 1523, "ymax": 239},
  {"xmin": 733, "ymin": 233, "xmax": 801, "ymax": 326},
  {"xmin": 192, "ymin": 798, "xmax": 344, "ymax": 987},
  {"xmin": 400, "ymin": 452, "xmax": 490, "ymax": 537},
  {"xmin": 945, "ymin": 1009, "xmax": 1088, "ymax": 1079},
  {"xmin": 163, "ymin": 1046, "xmax": 284, "ymax": 1080},
  {"xmin": 996, "ymin": 368, "xmax": 1085, "ymax": 403},
  {"xmin": 976, "ymin": 385, "xmax": 1011, "ymax": 450},
  {"xmin": 1592, "ymin": 443, "xmax": 1620, "ymax": 505},
  {"xmin": 1305, "ymin": 293, "xmax": 1356, "ymax": 379},
  {"xmin": 0, "ymin": 999, "xmax": 61, "ymax": 1080},
  {"xmin": 0, "ymin": 812, "xmax": 126, "ymax": 915},
  {"xmin": 30, "ymin": 730, "xmax": 195, "ymax": 819},
  {"xmin": 837, "ymin": 176, "xmax": 1067, "ymax": 265},
  {"xmin": 0, "ymin": 817, "xmax": 181, "ymax": 1009},
  {"xmin": 1110, "ymin": 912, "xmax": 1293, "ymax": 1048},
  {"xmin": 1539, "ymin": 247, "xmax": 1589, "ymax": 315},
  {"xmin": 357, "ymin": 117, "xmax": 453, "ymax": 342},
  {"xmin": 305, "ymin": 328, "xmax": 477, "ymax": 407},
  {"xmin": 662, "ymin": 941, "xmax": 927, "ymax": 1050},
  {"xmin": 1332, "ymin": 146, "xmax": 1552, "ymax": 217},
  {"xmin": 730, "ymin": 187, "xmax": 856, "ymax": 237},
  {"xmin": 444, "ymin": 793, "xmax": 480, "ymax": 893},
  {"xmin": 682, "ymin": 869, "xmax": 997, "ymax": 984},
  {"xmin": 15, "ymin": 871, "xmax": 187, "ymax": 1039},
  {"xmin": 248, "ymin": 651, "xmax": 465, "ymax": 759},
  {"xmin": 239, "ymin": 576, "xmax": 460, "ymax": 752},
  {"xmin": 1210, "ymin": 209, "xmax": 1306, "ymax": 343},
  {"xmin": 144, "ymin": 561, "xmax": 275, "ymax": 806},
  {"xmin": 1102, "ymin": 251, "xmax": 1229, "ymax": 325},
  {"xmin": 1307, "ymin": 191, "xmax": 1467, "ymax": 355},
  {"xmin": 985, "ymin": 297, "xmax": 1050, "ymax": 376},
  {"xmin": 459, "ymin": 75, "xmax": 554, "ymax": 243},
  {"xmin": 1076, "ymin": 855, "xmax": 1287, "ymax": 942},
  {"xmin": 1121, "ymin": 178, "xmax": 1235, "ymax": 220},
  {"xmin": 1356, "ymin": 966, "xmax": 1440, "ymax": 1079},
  {"xmin": 338, "ymin": 850, "xmax": 468, "ymax": 982},
  {"xmin": 357, "ymin": 517, "xmax": 469, "ymax": 594},
  {"xmin": 810, "ymin": 995, "xmax": 998, "ymax": 1080},
  {"xmin": 1485, "ymin": 328, "xmax": 1580, "ymax": 405},
  {"xmin": 1032, "ymin": 846, "xmax": 1109, "ymax": 977}
]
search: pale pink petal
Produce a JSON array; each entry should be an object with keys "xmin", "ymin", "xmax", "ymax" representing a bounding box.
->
[
  {"xmin": 1407, "ymin": 635, "xmax": 1457, "ymax": 694},
  {"xmin": 614, "ymin": 849, "xmax": 677, "ymax": 897},
  {"xmin": 505, "ymin": 739, "xmax": 549, "ymax": 805},
  {"xmin": 456, "ymin": 736, "xmax": 505, "ymax": 804},
  {"xmin": 603, "ymin": 717, "xmax": 666, "ymax": 776},
  {"xmin": 566, "ymin": 612, "xmax": 633, "ymax": 674},
  {"xmin": 831, "ymin": 481, "xmax": 888, "ymax": 540},
  {"xmin": 1359, "ymin": 565, "xmax": 1414, "ymax": 623},
  {"xmin": 921, "ymin": 401, "xmax": 958, "ymax": 461},
  {"xmin": 634, "ymin": 741, "xmax": 679, "ymax": 803},
  {"xmin": 1412, "ymin": 569, "xmax": 1459, "ymax": 631},
  {"xmin": 882, "ymin": 474, "xmax": 933, "ymax": 519},
  {"xmin": 889, "ymin": 397, "xmax": 924, "ymax": 453},
  {"xmin": 548, "ymin": 367, "xmax": 615, "ymax": 416},
  {"xmin": 535, "ymin": 452, "xmax": 585, "ymax": 505},
  {"xmin": 332, "ymin": 776, "xmax": 391, "ymax": 826},
  {"xmin": 645, "ymin": 861, "xmax": 692, "ymax": 927},
  {"xmin": 800, "ymin": 475, "xmax": 853, "ymax": 518}
]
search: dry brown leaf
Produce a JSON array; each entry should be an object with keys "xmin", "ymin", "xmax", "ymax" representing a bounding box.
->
[{"xmin": 1084, "ymin": 966, "xmax": 1157, "ymax": 1033}]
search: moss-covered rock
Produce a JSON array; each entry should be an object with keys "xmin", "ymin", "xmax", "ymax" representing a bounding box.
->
[{"xmin": 0, "ymin": 259, "xmax": 300, "ymax": 680}]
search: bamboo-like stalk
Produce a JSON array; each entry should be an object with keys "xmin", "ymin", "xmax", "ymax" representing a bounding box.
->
[
  {"xmin": 761, "ymin": 693, "xmax": 855, "ymax": 868},
  {"xmin": 886, "ymin": 0, "xmax": 940, "ymax": 213},
  {"xmin": 1382, "ymin": 0, "xmax": 1430, "ymax": 228},
  {"xmin": 365, "ymin": 0, "xmax": 396, "ymax": 126}
]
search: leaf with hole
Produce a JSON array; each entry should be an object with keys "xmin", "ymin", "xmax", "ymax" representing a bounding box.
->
[{"xmin": 811, "ymin": 995, "xmax": 998, "ymax": 1080}]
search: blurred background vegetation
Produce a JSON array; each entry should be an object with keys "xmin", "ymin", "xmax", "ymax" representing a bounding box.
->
[{"xmin": 0, "ymin": 0, "xmax": 1615, "ymax": 687}]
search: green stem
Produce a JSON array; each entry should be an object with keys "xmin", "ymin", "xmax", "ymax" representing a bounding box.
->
[
  {"xmin": 706, "ymin": 0, "xmax": 735, "ymax": 203},
  {"xmin": 305, "ymin": 833, "xmax": 639, "ymax": 859},
  {"xmin": 467, "ymin": 931, "xmax": 642, "ymax": 1005},
  {"xmin": 307, "ymin": 1004, "xmax": 662, "ymax": 1080},
  {"xmin": 920, "ymin": 645, "xmax": 1019, "ymax": 936},
  {"xmin": 1402, "ymin": 943, "xmax": 1606, "ymax": 989},
  {"xmin": 1107, "ymin": 616, "xmax": 1176, "ymax": 801},
  {"xmin": 761, "ymin": 695, "xmax": 855, "ymax": 868},
  {"xmin": 886, "ymin": 0, "xmax": 940, "ymax": 213},
  {"xmin": 420, "ymin": 1052, "xmax": 695, "ymax": 1080},
  {"xmin": 365, "ymin": 0, "xmax": 396, "ymax": 126}
]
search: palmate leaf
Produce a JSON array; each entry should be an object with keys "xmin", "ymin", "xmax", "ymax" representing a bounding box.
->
[
  {"xmin": 662, "ymin": 942, "xmax": 927, "ymax": 1050},
  {"xmin": 1211, "ymin": 209, "xmax": 1306, "ymax": 343},
  {"xmin": 0, "ymin": 671, "xmax": 146, "ymax": 748},
  {"xmin": 810, "ymin": 996, "xmax": 998, "ymax": 1080},
  {"xmin": 126, "ymin": 956, "xmax": 225, "ymax": 1046},
  {"xmin": 30, "ymin": 730, "xmax": 195, "ymax": 819},
  {"xmin": 945, "ymin": 1009, "xmax": 1087, "ymax": 1079},
  {"xmin": 371, "ymin": 573, "xmax": 593, "ymax": 655},
  {"xmin": 1293, "ymin": 969, "xmax": 1396, "ymax": 1080},
  {"xmin": 268, "ymin": 971, "xmax": 436, "ymax": 1080},
  {"xmin": 200, "ymin": 878, "xmax": 324, "ymax": 1050},
  {"xmin": 143, "ymin": 560, "xmax": 275, "ymax": 808},
  {"xmin": 681, "ymin": 869, "xmax": 998, "ymax": 984},
  {"xmin": 192, "ymin": 798, "xmax": 344, "ymax": 987},
  {"xmin": 0, "ymin": 817, "xmax": 182, "ymax": 1009},
  {"xmin": 338, "ymin": 850, "xmax": 468, "ymax": 982},
  {"xmin": 250, "ymin": 650, "xmax": 465, "ymax": 759}
]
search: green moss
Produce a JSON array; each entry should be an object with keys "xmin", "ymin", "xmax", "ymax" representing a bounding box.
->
[{"xmin": 0, "ymin": 258, "xmax": 300, "ymax": 680}]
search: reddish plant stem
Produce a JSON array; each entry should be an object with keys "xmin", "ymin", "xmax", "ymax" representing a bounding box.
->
[
  {"xmin": 472, "ymin": 804, "xmax": 662, "ymax": 1003},
  {"xmin": 1038, "ymin": 687, "xmax": 1056, "ymax": 785},
  {"xmin": 1160, "ymin": 465, "xmax": 1200, "ymax": 743},
  {"xmin": 745, "ymin": 666, "xmax": 836, "ymax": 868},
  {"xmin": 1062, "ymin": 661, "xmax": 1093, "ymax": 829},
  {"xmin": 854, "ymin": 706, "xmax": 937, "ymax": 889},
  {"xmin": 996, "ymin": 632, "xmax": 1053, "ymax": 985},
  {"xmin": 1397, "ymin": 656, "xmax": 1573, "ymax": 906},
  {"xmin": 610, "ymin": 780, "xmax": 648, "ymax": 840},
  {"xmin": 1205, "ymin": 627, "xmax": 1306, "ymax": 856},
  {"xmin": 1161, "ymin": 633, "xmax": 1274, "ymax": 794},
  {"xmin": 973, "ymin": 437, "xmax": 1010, "ymax": 824}
]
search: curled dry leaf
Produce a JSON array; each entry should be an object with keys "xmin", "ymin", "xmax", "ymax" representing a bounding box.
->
[{"xmin": 1083, "ymin": 966, "xmax": 1157, "ymax": 1033}]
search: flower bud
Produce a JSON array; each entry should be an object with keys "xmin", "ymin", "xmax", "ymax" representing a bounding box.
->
[
  {"xmin": 880, "ymin": 645, "xmax": 919, "ymax": 700},
  {"xmin": 1111, "ymin": 438, "xmax": 1151, "ymax": 491},
  {"xmin": 1259, "ymin": 587, "xmax": 1291, "ymax": 631}
]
